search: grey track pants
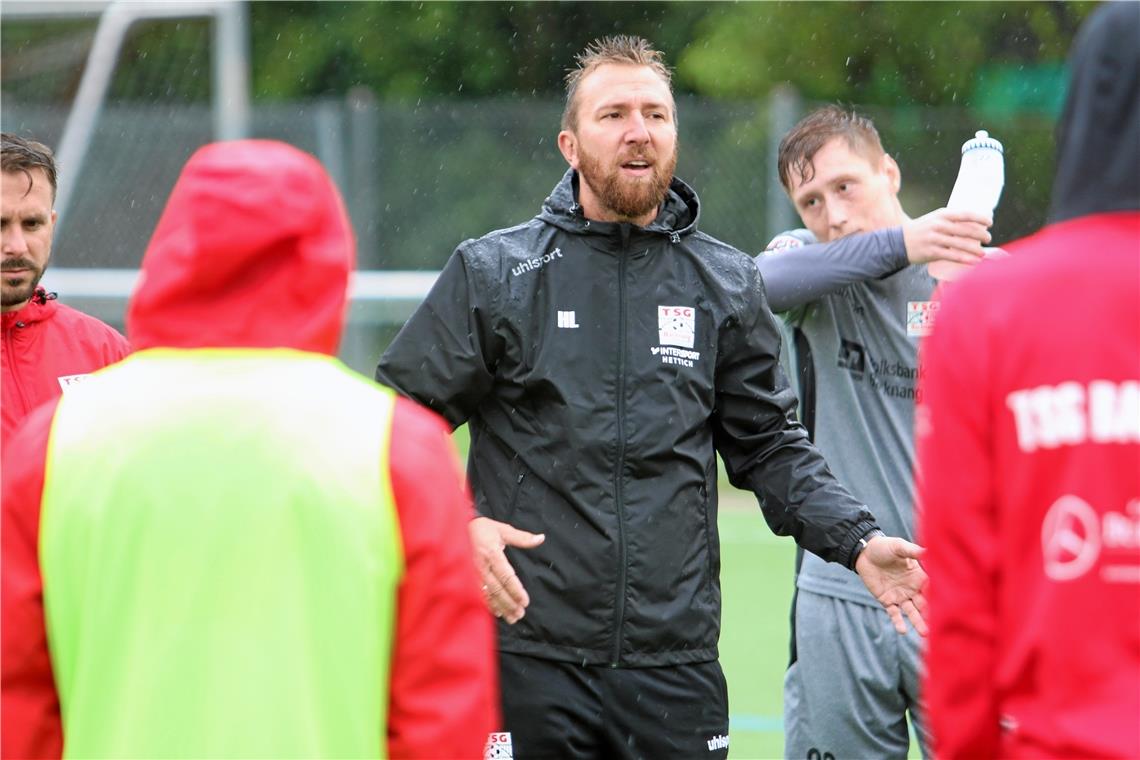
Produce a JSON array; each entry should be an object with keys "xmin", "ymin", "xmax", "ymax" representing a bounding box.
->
[{"xmin": 783, "ymin": 589, "xmax": 928, "ymax": 760}]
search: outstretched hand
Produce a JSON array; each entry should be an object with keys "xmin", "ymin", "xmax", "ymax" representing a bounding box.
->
[
  {"xmin": 855, "ymin": 535, "xmax": 929, "ymax": 636},
  {"xmin": 469, "ymin": 516, "xmax": 545, "ymax": 624},
  {"xmin": 903, "ymin": 208, "xmax": 992, "ymax": 266}
]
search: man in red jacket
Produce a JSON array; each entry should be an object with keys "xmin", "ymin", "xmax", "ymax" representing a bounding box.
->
[
  {"xmin": 2, "ymin": 140, "xmax": 497, "ymax": 758},
  {"xmin": 918, "ymin": 3, "xmax": 1140, "ymax": 758},
  {"xmin": 1, "ymin": 133, "xmax": 130, "ymax": 445}
]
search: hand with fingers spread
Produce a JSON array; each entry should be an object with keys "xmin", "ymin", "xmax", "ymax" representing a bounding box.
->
[
  {"xmin": 468, "ymin": 516, "xmax": 545, "ymax": 624},
  {"xmin": 902, "ymin": 208, "xmax": 993, "ymax": 266},
  {"xmin": 854, "ymin": 535, "xmax": 929, "ymax": 636}
]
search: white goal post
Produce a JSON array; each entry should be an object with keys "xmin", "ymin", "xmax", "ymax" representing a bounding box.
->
[
  {"xmin": 3, "ymin": 0, "xmax": 251, "ymax": 221},
  {"xmin": 6, "ymin": 0, "xmax": 439, "ymax": 368}
]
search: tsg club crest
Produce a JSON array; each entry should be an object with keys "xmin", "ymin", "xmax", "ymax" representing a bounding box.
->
[
  {"xmin": 658, "ymin": 305, "xmax": 695, "ymax": 348},
  {"xmin": 484, "ymin": 732, "xmax": 514, "ymax": 759},
  {"xmin": 906, "ymin": 300, "xmax": 939, "ymax": 337}
]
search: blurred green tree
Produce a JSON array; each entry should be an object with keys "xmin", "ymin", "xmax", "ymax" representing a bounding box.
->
[
  {"xmin": 243, "ymin": 1, "xmax": 1094, "ymax": 110},
  {"xmin": 677, "ymin": 1, "xmax": 1094, "ymax": 109},
  {"xmin": 248, "ymin": 2, "xmax": 711, "ymax": 99}
]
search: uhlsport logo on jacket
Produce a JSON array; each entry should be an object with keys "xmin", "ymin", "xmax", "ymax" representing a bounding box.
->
[{"xmin": 511, "ymin": 248, "xmax": 563, "ymax": 277}]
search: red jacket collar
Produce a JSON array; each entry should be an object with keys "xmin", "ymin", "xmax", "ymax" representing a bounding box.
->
[{"xmin": 1, "ymin": 287, "xmax": 57, "ymax": 329}]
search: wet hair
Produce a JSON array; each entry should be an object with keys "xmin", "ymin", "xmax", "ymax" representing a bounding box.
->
[
  {"xmin": 1, "ymin": 132, "xmax": 58, "ymax": 201},
  {"xmin": 561, "ymin": 35, "xmax": 674, "ymax": 132},
  {"xmin": 778, "ymin": 105, "xmax": 885, "ymax": 192}
]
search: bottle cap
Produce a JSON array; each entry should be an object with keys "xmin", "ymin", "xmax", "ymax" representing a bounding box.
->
[{"xmin": 961, "ymin": 130, "xmax": 1003, "ymax": 155}]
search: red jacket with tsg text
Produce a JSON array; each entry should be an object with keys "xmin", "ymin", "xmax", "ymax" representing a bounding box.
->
[
  {"xmin": 1, "ymin": 288, "xmax": 129, "ymax": 443},
  {"xmin": 917, "ymin": 211, "xmax": 1140, "ymax": 759}
]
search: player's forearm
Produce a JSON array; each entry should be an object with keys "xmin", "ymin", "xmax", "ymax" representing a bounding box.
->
[{"xmin": 756, "ymin": 227, "xmax": 908, "ymax": 312}]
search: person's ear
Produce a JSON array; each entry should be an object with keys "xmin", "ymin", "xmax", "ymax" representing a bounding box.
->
[
  {"xmin": 883, "ymin": 154, "xmax": 901, "ymax": 194},
  {"xmin": 558, "ymin": 130, "xmax": 580, "ymax": 169}
]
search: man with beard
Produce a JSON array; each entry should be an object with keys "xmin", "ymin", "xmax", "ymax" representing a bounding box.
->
[
  {"xmin": 377, "ymin": 36, "xmax": 927, "ymax": 760},
  {"xmin": 1, "ymin": 133, "xmax": 130, "ymax": 445}
]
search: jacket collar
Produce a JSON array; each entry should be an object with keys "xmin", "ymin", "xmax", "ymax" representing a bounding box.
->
[
  {"xmin": 537, "ymin": 168, "xmax": 701, "ymax": 246},
  {"xmin": 1, "ymin": 287, "xmax": 57, "ymax": 329}
]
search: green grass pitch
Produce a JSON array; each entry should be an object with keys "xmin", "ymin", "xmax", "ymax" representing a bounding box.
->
[{"xmin": 717, "ymin": 495, "xmax": 796, "ymax": 759}]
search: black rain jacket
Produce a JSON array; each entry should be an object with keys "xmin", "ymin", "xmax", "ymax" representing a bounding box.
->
[{"xmin": 376, "ymin": 169, "xmax": 876, "ymax": 666}]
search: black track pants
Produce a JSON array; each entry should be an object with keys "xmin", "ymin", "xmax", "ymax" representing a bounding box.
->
[{"xmin": 493, "ymin": 652, "xmax": 730, "ymax": 760}]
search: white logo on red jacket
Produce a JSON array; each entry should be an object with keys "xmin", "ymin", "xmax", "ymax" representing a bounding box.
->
[
  {"xmin": 1007, "ymin": 380, "xmax": 1140, "ymax": 452},
  {"xmin": 57, "ymin": 373, "xmax": 92, "ymax": 392},
  {"xmin": 1042, "ymin": 495, "xmax": 1140, "ymax": 583}
]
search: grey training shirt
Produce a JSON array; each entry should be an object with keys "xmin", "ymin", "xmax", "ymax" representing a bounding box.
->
[{"xmin": 757, "ymin": 227, "xmax": 933, "ymax": 605}]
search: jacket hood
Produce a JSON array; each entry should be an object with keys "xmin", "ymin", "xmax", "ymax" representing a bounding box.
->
[
  {"xmin": 127, "ymin": 140, "xmax": 354, "ymax": 354},
  {"xmin": 538, "ymin": 168, "xmax": 700, "ymax": 240},
  {"xmin": 1049, "ymin": 2, "xmax": 1140, "ymax": 223}
]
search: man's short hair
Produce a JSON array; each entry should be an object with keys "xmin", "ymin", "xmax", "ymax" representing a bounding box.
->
[
  {"xmin": 778, "ymin": 105, "xmax": 886, "ymax": 192},
  {"xmin": 1, "ymin": 132, "xmax": 58, "ymax": 202},
  {"xmin": 561, "ymin": 35, "xmax": 674, "ymax": 132}
]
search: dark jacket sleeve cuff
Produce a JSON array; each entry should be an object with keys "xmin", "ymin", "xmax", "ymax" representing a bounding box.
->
[{"xmin": 842, "ymin": 520, "xmax": 882, "ymax": 570}]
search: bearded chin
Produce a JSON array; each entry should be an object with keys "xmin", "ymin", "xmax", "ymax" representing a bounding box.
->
[
  {"xmin": 580, "ymin": 149, "xmax": 677, "ymax": 222},
  {"xmin": 1, "ymin": 268, "xmax": 44, "ymax": 308}
]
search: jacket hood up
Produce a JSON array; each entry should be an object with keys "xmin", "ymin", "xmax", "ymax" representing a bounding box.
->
[
  {"xmin": 127, "ymin": 140, "xmax": 354, "ymax": 354},
  {"xmin": 538, "ymin": 168, "xmax": 701, "ymax": 240},
  {"xmin": 1049, "ymin": 2, "xmax": 1140, "ymax": 223}
]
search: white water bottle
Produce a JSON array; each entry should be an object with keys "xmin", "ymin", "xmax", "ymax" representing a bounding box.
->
[
  {"xmin": 930, "ymin": 130, "xmax": 1007, "ymax": 282},
  {"xmin": 947, "ymin": 130, "xmax": 1004, "ymax": 216}
]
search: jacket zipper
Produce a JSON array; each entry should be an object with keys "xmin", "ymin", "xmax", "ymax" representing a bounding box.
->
[
  {"xmin": 2, "ymin": 323, "xmax": 32, "ymax": 418},
  {"xmin": 611, "ymin": 225, "xmax": 631, "ymax": 666}
]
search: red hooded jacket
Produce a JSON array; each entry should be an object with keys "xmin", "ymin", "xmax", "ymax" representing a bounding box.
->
[
  {"xmin": 2, "ymin": 140, "xmax": 498, "ymax": 759},
  {"xmin": 919, "ymin": 4, "xmax": 1139, "ymax": 756}
]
